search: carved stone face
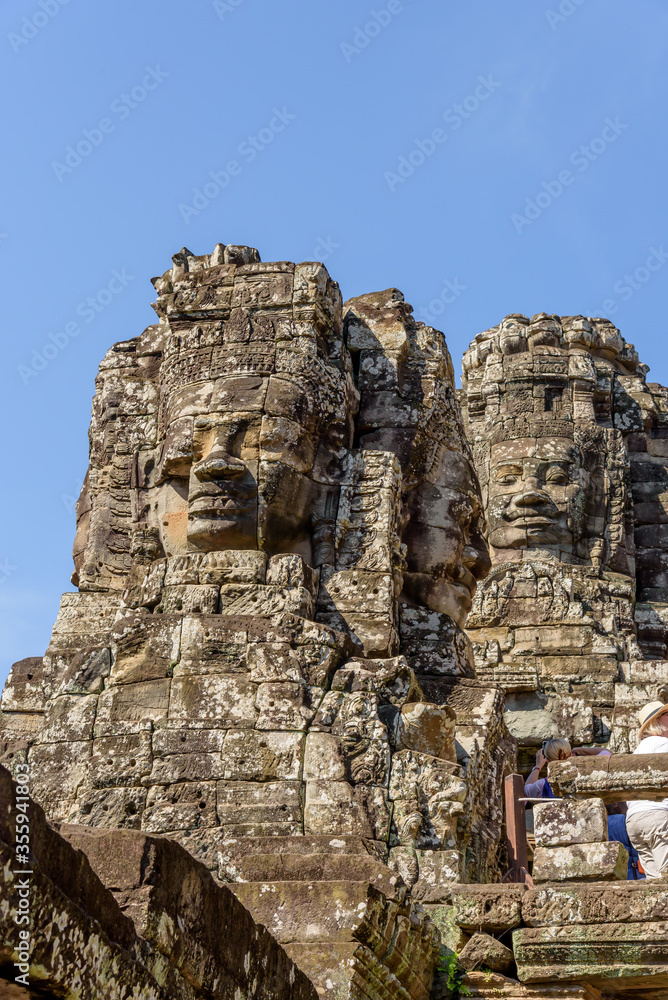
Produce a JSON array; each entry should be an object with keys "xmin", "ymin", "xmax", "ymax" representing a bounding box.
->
[
  {"xmin": 155, "ymin": 373, "xmax": 348, "ymax": 561},
  {"xmin": 402, "ymin": 450, "xmax": 491, "ymax": 626},
  {"xmin": 487, "ymin": 437, "xmax": 590, "ymax": 552}
]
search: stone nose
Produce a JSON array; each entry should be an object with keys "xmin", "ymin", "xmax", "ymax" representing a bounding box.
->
[
  {"xmin": 514, "ymin": 481, "xmax": 552, "ymax": 507},
  {"xmin": 193, "ymin": 447, "xmax": 246, "ymax": 481}
]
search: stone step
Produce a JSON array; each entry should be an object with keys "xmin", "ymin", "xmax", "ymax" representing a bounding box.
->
[
  {"xmin": 522, "ymin": 880, "xmax": 668, "ymax": 927},
  {"xmin": 230, "ymin": 881, "xmax": 438, "ymax": 1000},
  {"xmin": 225, "ymin": 851, "xmax": 405, "ymax": 900},
  {"xmin": 231, "ymin": 880, "xmax": 396, "ymax": 945},
  {"xmin": 218, "ymin": 833, "xmax": 387, "ymax": 862},
  {"xmin": 287, "ymin": 940, "xmax": 434, "ymax": 1000}
]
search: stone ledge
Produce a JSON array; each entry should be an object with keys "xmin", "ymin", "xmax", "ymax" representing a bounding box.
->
[{"xmin": 549, "ymin": 753, "xmax": 668, "ymax": 802}]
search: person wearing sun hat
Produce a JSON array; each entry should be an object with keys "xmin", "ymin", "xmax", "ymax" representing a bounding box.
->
[{"xmin": 626, "ymin": 701, "xmax": 668, "ymax": 879}]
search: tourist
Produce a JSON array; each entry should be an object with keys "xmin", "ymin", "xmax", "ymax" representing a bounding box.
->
[
  {"xmin": 607, "ymin": 811, "xmax": 645, "ymax": 879},
  {"xmin": 524, "ymin": 738, "xmax": 612, "ymax": 798},
  {"xmin": 626, "ymin": 701, "xmax": 668, "ymax": 879}
]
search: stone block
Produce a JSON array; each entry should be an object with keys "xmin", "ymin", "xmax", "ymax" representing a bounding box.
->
[
  {"xmin": 109, "ymin": 612, "xmax": 180, "ymax": 685},
  {"xmin": 151, "ymin": 725, "xmax": 226, "ymax": 757},
  {"xmin": 304, "ymin": 780, "xmax": 391, "ymax": 840},
  {"xmin": 40, "ymin": 693, "xmax": 98, "ymax": 743},
  {"xmin": 229, "ymin": 852, "xmax": 405, "ymax": 901},
  {"xmin": 143, "ymin": 780, "xmax": 218, "ymax": 832},
  {"xmin": 303, "ymin": 731, "xmax": 347, "ymax": 781},
  {"xmin": 410, "ymin": 849, "xmax": 462, "ymax": 901},
  {"xmin": 217, "ymin": 779, "xmax": 303, "ymax": 836},
  {"xmin": 71, "ymin": 784, "xmax": 147, "ymax": 828},
  {"xmin": 394, "ymin": 702, "xmax": 456, "ymax": 761},
  {"xmin": 522, "ymin": 880, "xmax": 668, "ymax": 927},
  {"xmin": 533, "ymin": 797, "xmax": 608, "ymax": 847},
  {"xmin": 147, "ymin": 750, "xmax": 225, "ymax": 784},
  {"xmin": 169, "ymin": 674, "xmax": 257, "ymax": 727},
  {"xmin": 160, "ymin": 583, "xmax": 220, "ymax": 614},
  {"xmin": 532, "ymin": 841, "xmax": 628, "ymax": 882},
  {"xmin": 0, "ymin": 656, "xmax": 50, "ymax": 712},
  {"xmin": 450, "ymin": 883, "xmax": 527, "ymax": 933},
  {"xmin": 54, "ymin": 647, "xmax": 111, "ymax": 696},
  {"xmin": 220, "ymin": 729, "xmax": 304, "ymax": 781},
  {"xmin": 424, "ymin": 905, "xmax": 469, "ymax": 956},
  {"xmin": 459, "ymin": 932, "xmax": 514, "ymax": 973},
  {"xmin": 461, "ymin": 971, "xmax": 600, "ymax": 998},
  {"xmin": 28, "ymin": 740, "xmax": 92, "ymax": 822},
  {"xmin": 255, "ymin": 679, "xmax": 320, "ymax": 730},
  {"xmin": 50, "ymin": 592, "xmax": 123, "ymax": 639},
  {"xmin": 177, "ymin": 614, "xmax": 248, "ymax": 675},
  {"xmin": 90, "ymin": 732, "xmax": 153, "ymax": 788},
  {"xmin": 96, "ymin": 678, "xmax": 171, "ymax": 726},
  {"xmin": 219, "ymin": 582, "xmax": 315, "ymax": 618},
  {"xmin": 513, "ymin": 921, "xmax": 668, "ymax": 985}
]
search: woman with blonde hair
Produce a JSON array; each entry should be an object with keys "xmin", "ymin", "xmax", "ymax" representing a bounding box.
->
[
  {"xmin": 626, "ymin": 701, "xmax": 668, "ymax": 879},
  {"xmin": 524, "ymin": 737, "xmax": 610, "ymax": 799}
]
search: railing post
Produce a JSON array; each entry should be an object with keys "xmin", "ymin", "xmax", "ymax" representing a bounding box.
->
[{"xmin": 504, "ymin": 773, "xmax": 529, "ymax": 882}]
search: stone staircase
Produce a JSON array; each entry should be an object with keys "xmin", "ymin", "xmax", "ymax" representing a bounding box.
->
[{"xmin": 217, "ymin": 835, "xmax": 440, "ymax": 1000}]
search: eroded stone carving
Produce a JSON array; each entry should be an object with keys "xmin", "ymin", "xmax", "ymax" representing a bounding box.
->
[
  {"xmin": 0, "ymin": 245, "xmax": 516, "ymax": 1000},
  {"xmin": 462, "ymin": 313, "xmax": 668, "ymax": 756}
]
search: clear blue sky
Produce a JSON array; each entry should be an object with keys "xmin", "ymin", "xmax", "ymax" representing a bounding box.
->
[{"xmin": 1, "ymin": 0, "xmax": 667, "ymax": 687}]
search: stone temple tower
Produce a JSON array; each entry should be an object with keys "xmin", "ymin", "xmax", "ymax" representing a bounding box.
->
[
  {"xmin": 462, "ymin": 312, "xmax": 668, "ymax": 759},
  {"xmin": 0, "ymin": 244, "xmax": 516, "ymax": 998}
]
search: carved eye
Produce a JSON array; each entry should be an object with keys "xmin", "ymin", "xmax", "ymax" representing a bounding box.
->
[
  {"xmin": 497, "ymin": 472, "xmax": 518, "ymax": 485},
  {"xmin": 546, "ymin": 470, "xmax": 568, "ymax": 485}
]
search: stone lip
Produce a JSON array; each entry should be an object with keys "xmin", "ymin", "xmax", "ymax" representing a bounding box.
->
[
  {"xmin": 513, "ymin": 920, "xmax": 668, "ymax": 986},
  {"xmin": 549, "ymin": 753, "xmax": 668, "ymax": 801}
]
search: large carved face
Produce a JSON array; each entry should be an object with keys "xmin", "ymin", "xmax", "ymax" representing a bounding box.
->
[
  {"xmin": 401, "ymin": 449, "xmax": 491, "ymax": 625},
  {"xmin": 487, "ymin": 437, "xmax": 590, "ymax": 552},
  {"xmin": 154, "ymin": 372, "xmax": 350, "ymax": 562}
]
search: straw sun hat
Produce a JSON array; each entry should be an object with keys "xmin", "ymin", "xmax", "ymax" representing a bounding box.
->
[{"xmin": 638, "ymin": 701, "xmax": 668, "ymax": 738}]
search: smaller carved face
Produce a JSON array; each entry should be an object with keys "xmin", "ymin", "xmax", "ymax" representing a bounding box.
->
[
  {"xmin": 402, "ymin": 450, "xmax": 491, "ymax": 626},
  {"xmin": 487, "ymin": 437, "xmax": 590, "ymax": 552}
]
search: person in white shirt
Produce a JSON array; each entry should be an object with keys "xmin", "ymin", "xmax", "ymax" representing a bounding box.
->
[{"xmin": 626, "ymin": 701, "xmax": 668, "ymax": 879}]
